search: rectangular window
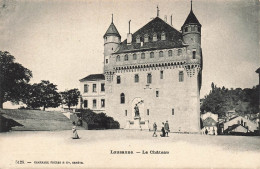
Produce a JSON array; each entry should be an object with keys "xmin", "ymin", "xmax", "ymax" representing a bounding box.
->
[
  {"xmin": 83, "ymin": 100, "xmax": 88, "ymax": 108},
  {"xmin": 133, "ymin": 54, "xmax": 137, "ymax": 60},
  {"xmin": 84, "ymin": 84, "xmax": 89, "ymax": 93},
  {"xmin": 191, "ymin": 26, "xmax": 195, "ymax": 31},
  {"xmin": 156, "ymin": 90, "xmax": 159, "ymax": 97},
  {"xmin": 192, "ymin": 51, "xmax": 196, "ymax": 59},
  {"xmin": 92, "ymin": 84, "xmax": 97, "ymax": 92},
  {"xmin": 134, "ymin": 74, "xmax": 139, "ymax": 83},
  {"xmin": 178, "ymin": 49, "xmax": 182, "ymax": 56},
  {"xmin": 101, "ymin": 99, "xmax": 105, "ymax": 107},
  {"xmin": 172, "ymin": 108, "xmax": 174, "ymax": 115},
  {"xmin": 160, "ymin": 71, "xmax": 163, "ymax": 79},
  {"xmin": 147, "ymin": 73, "xmax": 152, "ymax": 84},
  {"xmin": 93, "ymin": 99, "xmax": 96, "ymax": 108},
  {"xmin": 179, "ymin": 71, "xmax": 184, "ymax": 82},
  {"xmin": 106, "ymin": 59, "xmax": 108, "ymax": 64},
  {"xmin": 125, "ymin": 110, "xmax": 127, "ymax": 116},
  {"xmin": 101, "ymin": 83, "xmax": 105, "ymax": 92},
  {"xmin": 117, "ymin": 76, "xmax": 121, "ymax": 84},
  {"xmin": 147, "ymin": 109, "xmax": 149, "ymax": 116}
]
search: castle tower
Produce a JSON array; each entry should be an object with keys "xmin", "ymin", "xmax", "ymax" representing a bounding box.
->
[
  {"xmin": 181, "ymin": 1, "xmax": 202, "ymax": 132},
  {"xmin": 103, "ymin": 15, "xmax": 121, "ymax": 57}
]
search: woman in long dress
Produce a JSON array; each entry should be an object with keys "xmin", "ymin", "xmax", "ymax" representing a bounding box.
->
[
  {"xmin": 72, "ymin": 122, "xmax": 79, "ymax": 139},
  {"xmin": 160, "ymin": 122, "xmax": 166, "ymax": 137}
]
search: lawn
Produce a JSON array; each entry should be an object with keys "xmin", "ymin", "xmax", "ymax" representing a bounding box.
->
[{"xmin": 0, "ymin": 130, "xmax": 259, "ymax": 169}]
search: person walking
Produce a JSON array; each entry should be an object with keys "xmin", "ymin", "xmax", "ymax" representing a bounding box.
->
[
  {"xmin": 160, "ymin": 122, "xmax": 166, "ymax": 137},
  {"xmin": 152, "ymin": 122, "xmax": 157, "ymax": 137},
  {"xmin": 164, "ymin": 120, "xmax": 170, "ymax": 137}
]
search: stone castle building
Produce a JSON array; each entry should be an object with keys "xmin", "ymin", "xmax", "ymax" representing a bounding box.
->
[{"xmin": 80, "ymin": 2, "xmax": 203, "ymax": 132}]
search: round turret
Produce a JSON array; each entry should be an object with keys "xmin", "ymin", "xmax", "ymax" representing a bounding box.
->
[
  {"xmin": 181, "ymin": 1, "xmax": 202, "ymax": 61},
  {"xmin": 104, "ymin": 17, "xmax": 121, "ymax": 57}
]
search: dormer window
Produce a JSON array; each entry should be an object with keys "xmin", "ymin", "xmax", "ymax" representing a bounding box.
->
[
  {"xmin": 161, "ymin": 32, "xmax": 166, "ymax": 40},
  {"xmin": 153, "ymin": 33, "xmax": 157, "ymax": 42},
  {"xmin": 136, "ymin": 35, "xmax": 141, "ymax": 43},
  {"xmin": 144, "ymin": 34, "xmax": 149, "ymax": 43},
  {"xmin": 191, "ymin": 26, "xmax": 195, "ymax": 31},
  {"xmin": 184, "ymin": 27, "xmax": 188, "ymax": 32},
  {"xmin": 116, "ymin": 55, "xmax": 120, "ymax": 62}
]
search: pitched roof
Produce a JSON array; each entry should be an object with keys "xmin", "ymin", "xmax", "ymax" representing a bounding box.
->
[
  {"xmin": 114, "ymin": 17, "xmax": 185, "ymax": 54},
  {"xmin": 182, "ymin": 10, "xmax": 201, "ymax": 27},
  {"xmin": 256, "ymin": 67, "xmax": 260, "ymax": 73},
  {"xmin": 224, "ymin": 124, "xmax": 248, "ymax": 133},
  {"xmin": 79, "ymin": 74, "xmax": 105, "ymax": 82},
  {"xmin": 103, "ymin": 22, "xmax": 121, "ymax": 38}
]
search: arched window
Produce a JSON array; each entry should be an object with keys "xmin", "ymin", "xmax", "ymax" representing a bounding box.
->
[
  {"xmin": 153, "ymin": 33, "xmax": 157, "ymax": 41},
  {"xmin": 150, "ymin": 52, "xmax": 154, "ymax": 58},
  {"xmin": 168, "ymin": 50, "xmax": 172, "ymax": 57},
  {"xmin": 136, "ymin": 35, "xmax": 141, "ymax": 43},
  {"xmin": 133, "ymin": 53, "xmax": 137, "ymax": 60},
  {"xmin": 179, "ymin": 71, "xmax": 184, "ymax": 82},
  {"xmin": 120, "ymin": 93, "xmax": 125, "ymax": 104},
  {"xmin": 141, "ymin": 53, "xmax": 145, "ymax": 59},
  {"xmin": 144, "ymin": 34, "xmax": 149, "ymax": 43},
  {"xmin": 116, "ymin": 55, "xmax": 120, "ymax": 62},
  {"xmin": 124, "ymin": 54, "xmax": 128, "ymax": 61},
  {"xmin": 177, "ymin": 49, "xmax": 182, "ymax": 56},
  {"xmin": 161, "ymin": 32, "xmax": 166, "ymax": 40},
  {"xmin": 159, "ymin": 51, "xmax": 164, "ymax": 57}
]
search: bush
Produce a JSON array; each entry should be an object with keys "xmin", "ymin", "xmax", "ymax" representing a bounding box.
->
[{"xmin": 76, "ymin": 109, "xmax": 120, "ymax": 130}]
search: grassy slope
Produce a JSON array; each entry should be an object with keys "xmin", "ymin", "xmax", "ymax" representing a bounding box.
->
[{"xmin": 0, "ymin": 109, "xmax": 73, "ymax": 131}]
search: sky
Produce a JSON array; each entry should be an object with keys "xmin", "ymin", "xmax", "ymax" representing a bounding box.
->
[{"xmin": 0, "ymin": 0, "xmax": 259, "ymax": 108}]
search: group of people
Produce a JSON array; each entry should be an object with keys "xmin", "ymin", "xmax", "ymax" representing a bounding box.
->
[{"xmin": 152, "ymin": 121, "xmax": 170, "ymax": 137}]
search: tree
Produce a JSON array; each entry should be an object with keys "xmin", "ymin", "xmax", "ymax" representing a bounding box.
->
[
  {"xmin": 24, "ymin": 80, "xmax": 61, "ymax": 110},
  {"xmin": 201, "ymin": 83, "xmax": 259, "ymax": 117},
  {"xmin": 60, "ymin": 88, "xmax": 80, "ymax": 110},
  {"xmin": 0, "ymin": 51, "xmax": 32, "ymax": 108}
]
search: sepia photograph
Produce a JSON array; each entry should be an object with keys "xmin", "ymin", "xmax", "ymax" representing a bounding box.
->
[{"xmin": 0, "ymin": 0, "xmax": 259, "ymax": 168}]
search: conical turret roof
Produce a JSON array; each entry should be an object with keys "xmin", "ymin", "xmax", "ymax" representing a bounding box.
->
[
  {"xmin": 183, "ymin": 10, "xmax": 201, "ymax": 26},
  {"xmin": 103, "ymin": 22, "xmax": 121, "ymax": 38}
]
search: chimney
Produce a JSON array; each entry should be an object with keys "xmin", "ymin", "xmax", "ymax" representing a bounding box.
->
[
  {"xmin": 171, "ymin": 15, "xmax": 172, "ymax": 26},
  {"xmin": 164, "ymin": 15, "xmax": 167, "ymax": 23},
  {"xmin": 127, "ymin": 20, "xmax": 132, "ymax": 45},
  {"xmin": 127, "ymin": 33, "xmax": 132, "ymax": 45}
]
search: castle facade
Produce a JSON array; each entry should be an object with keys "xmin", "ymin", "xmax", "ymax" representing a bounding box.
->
[{"xmin": 80, "ymin": 2, "xmax": 203, "ymax": 132}]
